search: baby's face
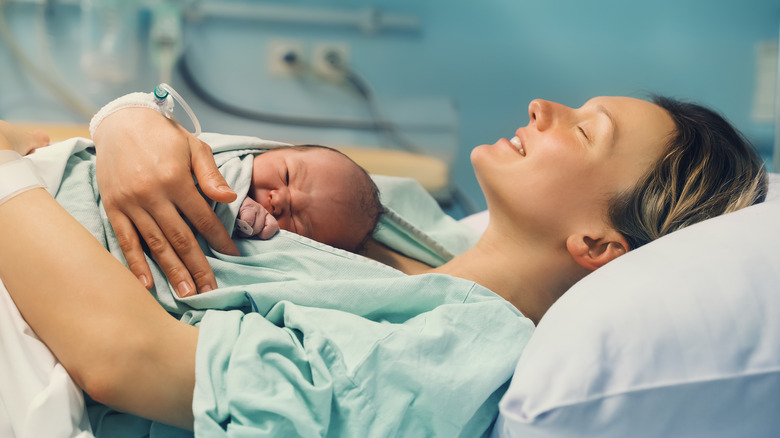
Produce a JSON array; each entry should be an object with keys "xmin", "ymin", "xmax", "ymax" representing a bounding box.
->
[{"xmin": 250, "ymin": 147, "xmax": 372, "ymax": 251}]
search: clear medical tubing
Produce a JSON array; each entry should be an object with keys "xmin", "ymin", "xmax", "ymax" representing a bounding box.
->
[{"xmin": 153, "ymin": 83, "xmax": 202, "ymax": 137}]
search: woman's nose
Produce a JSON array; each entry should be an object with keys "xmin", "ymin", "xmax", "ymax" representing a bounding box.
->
[
  {"xmin": 528, "ymin": 99, "xmax": 571, "ymax": 131},
  {"xmin": 528, "ymin": 99, "xmax": 550, "ymax": 131}
]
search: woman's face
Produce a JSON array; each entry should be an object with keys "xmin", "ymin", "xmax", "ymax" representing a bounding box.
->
[{"xmin": 471, "ymin": 96, "xmax": 675, "ymax": 242}]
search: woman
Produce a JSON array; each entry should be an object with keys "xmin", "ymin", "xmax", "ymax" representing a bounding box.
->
[{"xmin": 0, "ymin": 95, "xmax": 767, "ymax": 435}]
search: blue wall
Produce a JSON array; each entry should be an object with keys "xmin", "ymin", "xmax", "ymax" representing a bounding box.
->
[{"xmin": 1, "ymin": 0, "xmax": 778, "ymax": 216}]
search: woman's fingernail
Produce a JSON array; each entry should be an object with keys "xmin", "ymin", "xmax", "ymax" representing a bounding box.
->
[
  {"xmin": 201, "ymin": 285, "xmax": 214, "ymax": 293},
  {"xmin": 218, "ymin": 184, "xmax": 235, "ymax": 195},
  {"xmin": 177, "ymin": 281, "xmax": 194, "ymax": 297},
  {"xmin": 138, "ymin": 274, "xmax": 149, "ymax": 288}
]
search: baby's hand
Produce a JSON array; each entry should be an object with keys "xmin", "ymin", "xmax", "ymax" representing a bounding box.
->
[{"xmin": 235, "ymin": 197, "xmax": 280, "ymax": 240}]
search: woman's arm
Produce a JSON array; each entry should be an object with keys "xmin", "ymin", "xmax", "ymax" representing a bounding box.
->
[
  {"xmin": 0, "ymin": 133, "xmax": 197, "ymax": 429},
  {"xmin": 93, "ymin": 108, "xmax": 240, "ymax": 296}
]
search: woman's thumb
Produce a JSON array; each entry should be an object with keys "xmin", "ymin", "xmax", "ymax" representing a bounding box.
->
[{"xmin": 191, "ymin": 139, "xmax": 237, "ymax": 203}]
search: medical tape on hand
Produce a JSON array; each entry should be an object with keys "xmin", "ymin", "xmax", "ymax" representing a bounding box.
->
[
  {"xmin": 88, "ymin": 92, "xmax": 175, "ymax": 139},
  {"xmin": 0, "ymin": 151, "xmax": 47, "ymax": 206}
]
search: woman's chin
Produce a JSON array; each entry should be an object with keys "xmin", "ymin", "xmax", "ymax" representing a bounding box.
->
[
  {"xmin": 469, "ymin": 144, "xmax": 487, "ymax": 165},
  {"xmin": 470, "ymin": 144, "xmax": 495, "ymax": 176}
]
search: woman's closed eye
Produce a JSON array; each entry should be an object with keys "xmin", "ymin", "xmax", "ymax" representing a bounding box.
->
[{"xmin": 578, "ymin": 126, "xmax": 590, "ymax": 142}]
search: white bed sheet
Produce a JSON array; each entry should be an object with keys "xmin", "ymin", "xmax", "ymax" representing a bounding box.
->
[{"xmin": 0, "ymin": 280, "xmax": 93, "ymax": 437}]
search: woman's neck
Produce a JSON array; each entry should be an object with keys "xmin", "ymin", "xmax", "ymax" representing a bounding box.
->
[
  {"xmin": 363, "ymin": 227, "xmax": 587, "ymax": 324},
  {"xmin": 429, "ymin": 227, "xmax": 583, "ymax": 324}
]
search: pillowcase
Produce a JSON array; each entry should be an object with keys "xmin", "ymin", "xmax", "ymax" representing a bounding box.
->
[{"xmin": 492, "ymin": 173, "xmax": 780, "ymax": 438}]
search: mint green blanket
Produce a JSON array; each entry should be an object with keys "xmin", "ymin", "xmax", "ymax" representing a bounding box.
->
[{"xmin": 41, "ymin": 134, "xmax": 534, "ymax": 437}]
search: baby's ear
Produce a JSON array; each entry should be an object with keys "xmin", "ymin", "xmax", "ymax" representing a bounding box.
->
[{"xmin": 566, "ymin": 231, "xmax": 629, "ymax": 271}]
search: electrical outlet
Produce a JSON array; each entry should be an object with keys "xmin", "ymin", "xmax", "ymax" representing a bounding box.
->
[
  {"xmin": 268, "ymin": 39, "xmax": 304, "ymax": 76},
  {"xmin": 312, "ymin": 42, "xmax": 350, "ymax": 81}
]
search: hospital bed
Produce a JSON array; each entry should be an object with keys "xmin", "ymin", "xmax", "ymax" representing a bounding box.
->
[{"xmin": 1, "ymin": 124, "xmax": 779, "ymax": 437}]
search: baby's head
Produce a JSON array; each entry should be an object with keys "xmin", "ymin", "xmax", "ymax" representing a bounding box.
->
[{"xmin": 250, "ymin": 144, "xmax": 383, "ymax": 252}]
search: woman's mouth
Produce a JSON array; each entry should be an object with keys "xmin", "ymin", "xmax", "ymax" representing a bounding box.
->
[{"xmin": 510, "ymin": 136, "xmax": 526, "ymax": 156}]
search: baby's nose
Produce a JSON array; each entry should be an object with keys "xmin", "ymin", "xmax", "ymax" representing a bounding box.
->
[{"xmin": 269, "ymin": 188, "xmax": 290, "ymax": 217}]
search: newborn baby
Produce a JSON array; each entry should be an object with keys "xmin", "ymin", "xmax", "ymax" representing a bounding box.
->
[{"xmin": 235, "ymin": 145, "xmax": 383, "ymax": 253}]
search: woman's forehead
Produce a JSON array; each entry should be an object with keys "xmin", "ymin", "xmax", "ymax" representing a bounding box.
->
[{"xmin": 595, "ymin": 97, "xmax": 675, "ymax": 153}]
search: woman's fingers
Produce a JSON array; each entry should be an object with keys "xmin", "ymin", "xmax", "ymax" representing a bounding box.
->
[
  {"xmin": 136, "ymin": 169, "xmax": 225, "ymax": 294},
  {"xmin": 103, "ymin": 169, "xmax": 222, "ymax": 296},
  {"xmin": 109, "ymin": 194, "xmax": 221, "ymax": 295},
  {"xmin": 190, "ymin": 138, "xmax": 238, "ymax": 204},
  {"xmin": 103, "ymin": 177, "xmax": 224, "ymax": 295},
  {"xmin": 107, "ymin": 211, "xmax": 154, "ymax": 289},
  {"xmin": 188, "ymin": 138, "xmax": 240, "ymax": 256},
  {"xmin": 129, "ymin": 204, "xmax": 214, "ymax": 297},
  {"xmin": 175, "ymin": 184, "xmax": 239, "ymax": 255}
]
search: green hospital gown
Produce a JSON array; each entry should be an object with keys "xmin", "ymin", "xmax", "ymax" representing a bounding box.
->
[{"xmin": 42, "ymin": 134, "xmax": 535, "ymax": 437}]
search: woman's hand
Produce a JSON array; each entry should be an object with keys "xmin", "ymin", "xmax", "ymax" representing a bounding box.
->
[
  {"xmin": 0, "ymin": 120, "xmax": 50, "ymax": 155},
  {"xmin": 235, "ymin": 196, "xmax": 280, "ymax": 240},
  {"xmin": 92, "ymin": 108, "xmax": 239, "ymax": 296}
]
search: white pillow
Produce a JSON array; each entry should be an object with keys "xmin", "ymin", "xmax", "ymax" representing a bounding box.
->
[{"xmin": 493, "ymin": 173, "xmax": 780, "ymax": 438}]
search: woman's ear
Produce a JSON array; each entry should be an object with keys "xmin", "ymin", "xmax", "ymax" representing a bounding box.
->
[{"xmin": 566, "ymin": 231, "xmax": 630, "ymax": 271}]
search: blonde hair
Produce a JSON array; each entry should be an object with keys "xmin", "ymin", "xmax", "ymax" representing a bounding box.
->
[{"xmin": 608, "ymin": 96, "xmax": 768, "ymax": 250}]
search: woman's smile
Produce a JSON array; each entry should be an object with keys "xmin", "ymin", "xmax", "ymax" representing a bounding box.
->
[
  {"xmin": 509, "ymin": 136, "xmax": 526, "ymax": 156},
  {"xmin": 497, "ymin": 136, "xmax": 526, "ymax": 157}
]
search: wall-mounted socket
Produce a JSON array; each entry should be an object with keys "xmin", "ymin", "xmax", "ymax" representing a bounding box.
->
[
  {"xmin": 312, "ymin": 42, "xmax": 350, "ymax": 81},
  {"xmin": 268, "ymin": 39, "xmax": 304, "ymax": 76}
]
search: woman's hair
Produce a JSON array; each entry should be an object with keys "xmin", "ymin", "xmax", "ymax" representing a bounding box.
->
[{"xmin": 608, "ymin": 96, "xmax": 768, "ymax": 250}]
